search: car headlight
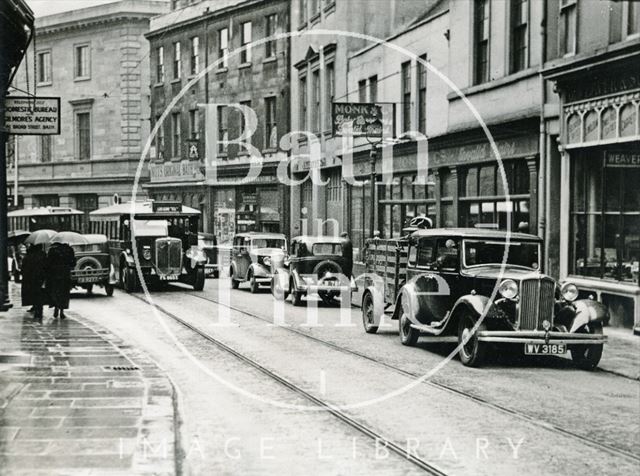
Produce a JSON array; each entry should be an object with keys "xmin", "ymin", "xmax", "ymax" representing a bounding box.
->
[
  {"xmin": 186, "ymin": 246, "xmax": 206, "ymax": 262},
  {"xmin": 263, "ymin": 256, "xmax": 271, "ymax": 267},
  {"xmin": 142, "ymin": 246, "xmax": 151, "ymax": 261},
  {"xmin": 498, "ymin": 279, "xmax": 518, "ymax": 300},
  {"xmin": 561, "ymin": 282, "xmax": 579, "ymax": 302}
]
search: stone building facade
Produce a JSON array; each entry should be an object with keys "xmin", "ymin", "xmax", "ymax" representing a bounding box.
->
[
  {"xmin": 7, "ymin": 0, "xmax": 168, "ymax": 227},
  {"xmin": 146, "ymin": 0, "xmax": 290, "ymax": 243}
]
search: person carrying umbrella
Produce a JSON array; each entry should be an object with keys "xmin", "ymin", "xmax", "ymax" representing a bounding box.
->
[
  {"xmin": 46, "ymin": 241, "xmax": 76, "ymax": 319},
  {"xmin": 21, "ymin": 244, "xmax": 48, "ymax": 320}
]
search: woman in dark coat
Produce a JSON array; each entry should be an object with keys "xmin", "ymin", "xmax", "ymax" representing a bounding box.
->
[
  {"xmin": 21, "ymin": 244, "xmax": 47, "ymax": 319},
  {"xmin": 46, "ymin": 242, "xmax": 76, "ymax": 319}
]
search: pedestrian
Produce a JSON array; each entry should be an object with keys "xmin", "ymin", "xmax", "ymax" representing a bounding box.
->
[
  {"xmin": 21, "ymin": 244, "xmax": 47, "ymax": 320},
  {"xmin": 46, "ymin": 242, "xmax": 76, "ymax": 319},
  {"xmin": 340, "ymin": 232, "xmax": 353, "ymax": 280}
]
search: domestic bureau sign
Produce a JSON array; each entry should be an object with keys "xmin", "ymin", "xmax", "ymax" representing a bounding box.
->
[
  {"xmin": 332, "ymin": 102, "xmax": 383, "ymax": 137},
  {"xmin": 4, "ymin": 96, "xmax": 60, "ymax": 135}
]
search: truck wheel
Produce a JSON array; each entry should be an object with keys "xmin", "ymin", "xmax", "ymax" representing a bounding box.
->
[
  {"xmin": 570, "ymin": 324, "xmax": 603, "ymax": 370},
  {"xmin": 105, "ymin": 283, "xmax": 114, "ymax": 297},
  {"xmin": 249, "ymin": 271, "xmax": 259, "ymax": 294},
  {"xmin": 192, "ymin": 267, "xmax": 205, "ymax": 291},
  {"xmin": 399, "ymin": 311, "xmax": 419, "ymax": 346},
  {"xmin": 458, "ymin": 313, "xmax": 487, "ymax": 367},
  {"xmin": 362, "ymin": 292, "xmax": 379, "ymax": 334}
]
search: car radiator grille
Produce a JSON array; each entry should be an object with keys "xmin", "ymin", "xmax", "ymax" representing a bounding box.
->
[
  {"xmin": 155, "ymin": 238, "xmax": 182, "ymax": 275},
  {"xmin": 519, "ymin": 279, "xmax": 555, "ymax": 330}
]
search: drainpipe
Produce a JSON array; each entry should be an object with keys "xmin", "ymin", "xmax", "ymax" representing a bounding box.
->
[{"xmin": 538, "ymin": 0, "xmax": 548, "ymax": 268}]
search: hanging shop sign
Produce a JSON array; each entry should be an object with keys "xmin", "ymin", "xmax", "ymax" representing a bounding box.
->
[
  {"xmin": 332, "ymin": 102, "xmax": 383, "ymax": 137},
  {"xmin": 4, "ymin": 96, "xmax": 60, "ymax": 135}
]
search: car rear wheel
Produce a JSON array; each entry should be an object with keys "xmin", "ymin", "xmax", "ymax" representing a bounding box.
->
[
  {"xmin": 570, "ymin": 323, "xmax": 603, "ymax": 371},
  {"xmin": 249, "ymin": 271, "xmax": 259, "ymax": 294},
  {"xmin": 362, "ymin": 292, "xmax": 379, "ymax": 334},
  {"xmin": 122, "ymin": 266, "xmax": 137, "ymax": 294},
  {"xmin": 458, "ymin": 313, "xmax": 487, "ymax": 367},
  {"xmin": 399, "ymin": 308, "xmax": 419, "ymax": 346},
  {"xmin": 230, "ymin": 267, "xmax": 239, "ymax": 289}
]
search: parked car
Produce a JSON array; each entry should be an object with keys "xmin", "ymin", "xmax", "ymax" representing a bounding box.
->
[
  {"xmin": 361, "ymin": 228, "xmax": 608, "ymax": 369},
  {"xmin": 272, "ymin": 235, "xmax": 356, "ymax": 306},
  {"xmin": 70, "ymin": 234, "xmax": 115, "ymax": 296},
  {"xmin": 230, "ymin": 232, "xmax": 287, "ymax": 293}
]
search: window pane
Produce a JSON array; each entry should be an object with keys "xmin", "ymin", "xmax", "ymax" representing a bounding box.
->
[
  {"xmin": 479, "ymin": 165, "xmax": 495, "ymax": 196},
  {"xmin": 465, "ymin": 168, "xmax": 478, "ymax": 196}
]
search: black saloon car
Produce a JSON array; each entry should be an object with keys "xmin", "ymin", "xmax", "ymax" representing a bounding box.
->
[
  {"xmin": 272, "ymin": 235, "xmax": 355, "ymax": 306},
  {"xmin": 361, "ymin": 228, "xmax": 608, "ymax": 369}
]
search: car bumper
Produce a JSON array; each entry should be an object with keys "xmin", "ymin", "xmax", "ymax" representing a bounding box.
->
[
  {"xmin": 297, "ymin": 283, "xmax": 353, "ymax": 293},
  {"xmin": 477, "ymin": 330, "xmax": 607, "ymax": 345}
]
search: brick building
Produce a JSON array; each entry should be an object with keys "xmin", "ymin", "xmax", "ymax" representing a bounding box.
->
[
  {"xmin": 145, "ymin": 0, "xmax": 290, "ymax": 243},
  {"xmin": 7, "ymin": 0, "xmax": 168, "ymax": 226}
]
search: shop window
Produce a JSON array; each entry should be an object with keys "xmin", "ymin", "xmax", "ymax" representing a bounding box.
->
[
  {"xmin": 571, "ymin": 153, "xmax": 640, "ymax": 284},
  {"xmin": 460, "ymin": 161, "xmax": 531, "ymax": 231}
]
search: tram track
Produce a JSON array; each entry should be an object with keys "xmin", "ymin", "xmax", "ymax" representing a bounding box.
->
[
  {"xmin": 177, "ymin": 289, "xmax": 640, "ymax": 465},
  {"xmin": 130, "ymin": 292, "xmax": 448, "ymax": 475}
]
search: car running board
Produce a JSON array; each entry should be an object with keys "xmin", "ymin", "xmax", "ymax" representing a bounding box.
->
[{"xmin": 409, "ymin": 323, "xmax": 457, "ymax": 342}]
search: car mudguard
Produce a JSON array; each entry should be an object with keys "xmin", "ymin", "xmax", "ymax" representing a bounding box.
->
[
  {"xmin": 273, "ymin": 268, "xmax": 290, "ymax": 293},
  {"xmin": 249, "ymin": 263, "xmax": 271, "ymax": 278},
  {"xmin": 570, "ymin": 299, "xmax": 609, "ymax": 333}
]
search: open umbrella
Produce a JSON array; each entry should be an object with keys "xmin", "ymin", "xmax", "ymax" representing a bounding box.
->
[
  {"xmin": 25, "ymin": 229, "xmax": 57, "ymax": 246},
  {"xmin": 50, "ymin": 231, "xmax": 89, "ymax": 246},
  {"xmin": 7, "ymin": 230, "xmax": 30, "ymax": 245}
]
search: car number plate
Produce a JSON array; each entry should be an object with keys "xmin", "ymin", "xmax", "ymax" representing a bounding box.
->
[
  {"xmin": 159, "ymin": 275, "xmax": 179, "ymax": 281},
  {"xmin": 78, "ymin": 276, "xmax": 101, "ymax": 283},
  {"xmin": 524, "ymin": 343, "xmax": 566, "ymax": 355}
]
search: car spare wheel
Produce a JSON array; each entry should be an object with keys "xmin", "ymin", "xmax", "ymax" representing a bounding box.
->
[{"xmin": 312, "ymin": 260, "xmax": 343, "ymax": 278}]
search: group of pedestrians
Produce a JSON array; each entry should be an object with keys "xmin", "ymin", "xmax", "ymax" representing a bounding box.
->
[{"xmin": 20, "ymin": 242, "xmax": 76, "ymax": 320}]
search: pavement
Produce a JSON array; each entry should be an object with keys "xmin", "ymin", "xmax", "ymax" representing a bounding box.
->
[{"xmin": 0, "ymin": 285, "xmax": 177, "ymax": 476}]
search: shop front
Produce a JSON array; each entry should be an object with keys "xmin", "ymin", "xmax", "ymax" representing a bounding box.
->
[
  {"xmin": 346, "ymin": 121, "xmax": 540, "ymax": 264},
  {"xmin": 211, "ymin": 172, "xmax": 284, "ymax": 246},
  {"xmin": 548, "ymin": 55, "xmax": 640, "ymax": 331}
]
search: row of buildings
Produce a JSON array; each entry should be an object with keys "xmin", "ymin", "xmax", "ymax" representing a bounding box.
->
[{"xmin": 7, "ymin": 0, "xmax": 640, "ymax": 331}]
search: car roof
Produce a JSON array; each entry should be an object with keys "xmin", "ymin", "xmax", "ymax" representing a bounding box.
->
[
  {"xmin": 82, "ymin": 234, "xmax": 108, "ymax": 244},
  {"xmin": 235, "ymin": 232, "xmax": 286, "ymax": 239},
  {"xmin": 292, "ymin": 235, "xmax": 344, "ymax": 244},
  {"xmin": 8, "ymin": 206, "xmax": 83, "ymax": 217},
  {"xmin": 411, "ymin": 228, "xmax": 542, "ymax": 241}
]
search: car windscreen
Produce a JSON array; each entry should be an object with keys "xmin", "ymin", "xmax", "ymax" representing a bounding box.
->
[
  {"xmin": 312, "ymin": 243, "xmax": 342, "ymax": 256},
  {"xmin": 251, "ymin": 238, "xmax": 286, "ymax": 250},
  {"xmin": 133, "ymin": 220, "xmax": 168, "ymax": 237},
  {"xmin": 71, "ymin": 243, "xmax": 105, "ymax": 253},
  {"xmin": 463, "ymin": 240, "xmax": 540, "ymax": 269}
]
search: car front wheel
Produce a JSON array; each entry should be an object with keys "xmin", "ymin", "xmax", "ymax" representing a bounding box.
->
[
  {"xmin": 399, "ymin": 309, "xmax": 419, "ymax": 346},
  {"xmin": 230, "ymin": 267, "xmax": 239, "ymax": 289},
  {"xmin": 458, "ymin": 313, "xmax": 487, "ymax": 367},
  {"xmin": 249, "ymin": 271, "xmax": 259, "ymax": 293},
  {"xmin": 570, "ymin": 323, "xmax": 603, "ymax": 370}
]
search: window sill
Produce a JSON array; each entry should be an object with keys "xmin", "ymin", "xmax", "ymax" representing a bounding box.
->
[
  {"xmin": 309, "ymin": 12, "xmax": 320, "ymax": 25},
  {"xmin": 262, "ymin": 148, "xmax": 278, "ymax": 155},
  {"xmin": 298, "ymin": 22, "xmax": 307, "ymax": 31},
  {"xmin": 73, "ymin": 76, "xmax": 91, "ymax": 82},
  {"xmin": 37, "ymin": 81, "xmax": 52, "ymax": 87},
  {"xmin": 262, "ymin": 56, "xmax": 277, "ymax": 65},
  {"xmin": 447, "ymin": 66, "xmax": 539, "ymax": 101},
  {"xmin": 170, "ymin": 78, "xmax": 182, "ymax": 84},
  {"xmin": 153, "ymin": 82, "xmax": 164, "ymax": 88},
  {"xmin": 169, "ymin": 156, "xmax": 182, "ymax": 162},
  {"xmin": 216, "ymin": 67, "xmax": 228, "ymax": 74},
  {"xmin": 238, "ymin": 62, "xmax": 252, "ymax": 70},
  {"xmin": 324, "ymin": 2, "xmax": 336, "ymax": 15}
]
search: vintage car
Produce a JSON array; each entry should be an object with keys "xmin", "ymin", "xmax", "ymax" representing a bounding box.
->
[
  {"xmin": 361, "ymin": 228, "xmax": 608, "ymax": 369},
  {"xmin": 70, "ymin": 234, "xmax": 115, "ymax": 296},
  {"xmin": 271, "ymin": 235, "xmax": 356, "ymax": 306},
  {"xmin": 230, "ymin": 232, "xmax": 287, "ymax": 293},
  {"xmin": 89, "ymin": 201, "xmax": 207, "ymax": 292}
]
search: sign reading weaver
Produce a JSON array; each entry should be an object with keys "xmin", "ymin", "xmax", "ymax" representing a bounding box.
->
[
  {"xmin": 332, "ymin": 102, "xmax": 383, "ymax": 137},
  {"xmin": 4, "ymin": 96, "xmax": 61, "ymax": 135}
]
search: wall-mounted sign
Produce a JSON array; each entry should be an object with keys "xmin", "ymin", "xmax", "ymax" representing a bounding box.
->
[
  {"xmin": 149, "ymin": 160, "xmax": 204, "ymax": 182},
  {"xmin": 332, "ymin": 102, "xmax": 383, "ymax": 137},
  {"xmin": 4, "ymin": 96, "xmax": 60, "ymax": 135},
  {"xmin": 605, "ymin": 151, "xmax": 640, "ymax": 168}
]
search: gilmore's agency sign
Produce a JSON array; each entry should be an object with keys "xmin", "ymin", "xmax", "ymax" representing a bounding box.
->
[
  {"xmin": 332, "ymin": 102, "xmax": 383, "ymax": 137},
  {"xmin": 4, "ymin": 96, "xmax": 60, "ymax": 135}
]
